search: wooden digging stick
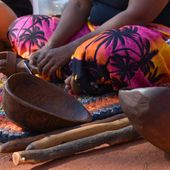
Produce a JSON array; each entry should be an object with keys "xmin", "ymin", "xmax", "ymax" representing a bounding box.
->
[
  {"xmin": 0, "ymin": 114, "xmax": 125, "ymax": 153},
  {"xmin": 26, "ymin": 117, "xmax": 130, "ymax": 150},
  {"xmin": 12, "ymin": 125, "xmax": 140, "ymax": 165}
]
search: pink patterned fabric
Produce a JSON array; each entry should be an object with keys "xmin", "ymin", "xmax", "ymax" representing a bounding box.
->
[{"xmin": 8, "ymin": 15, "xmax": 170, "ymax": 94}]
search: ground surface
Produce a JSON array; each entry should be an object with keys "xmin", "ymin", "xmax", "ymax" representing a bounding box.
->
[{"xmin": 1, "ymin": 139, "xmax": 170, "ymax": 170}]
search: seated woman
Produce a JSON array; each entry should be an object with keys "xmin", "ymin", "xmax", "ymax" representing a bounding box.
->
[
  {"xmin": 3, "ymin": 0, "xmax": 170, "ymax": 95},
  {"xmin": 0, "ymin": 1, "xmax": 16, "ymax": 50}
]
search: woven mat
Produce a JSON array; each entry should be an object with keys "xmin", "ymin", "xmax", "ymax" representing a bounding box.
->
[
  {"xmin": 0, "ymin": 74, "xmax": 122, "ymax": 143},
  {"xmin": 0, "ymin": 74, "xmax": 30, "ymax": 142}
]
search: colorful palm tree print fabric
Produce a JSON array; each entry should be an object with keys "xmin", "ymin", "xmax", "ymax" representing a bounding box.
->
[
  {"xmin": 8, "ymin": 15, "xmax": 170, "ymax": 94},
  {"xmin": 71, "ymin": 25, "xmax": 170, "ymax": 95},
  {"xmin": 8, "ymin": 15, "xmax": 91, "ymax": 82},
  {"xmin": 8, "ymin": 15, "xmax": 91, "ymax": 59}
]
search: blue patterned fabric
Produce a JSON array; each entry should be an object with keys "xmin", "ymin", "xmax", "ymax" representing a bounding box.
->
[{"xmin": 0, "ymin": 108, "xmax": 30, "ymax": 143}]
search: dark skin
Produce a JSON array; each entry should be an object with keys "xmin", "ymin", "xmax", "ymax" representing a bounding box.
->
[
  {"xmin": 29, "ymin": 0, "xmax": 169, "ymax": 93},
  {"xmin": 29, "ymin": 0, "xmax": 92, "ymax": 74},
  {"xmin": 0, "ymin": 1, "xmax": 17, "ymax": 43},
  {"xmin": 0, "ymin": 1, "xmax": 17, "ymax": 74}
]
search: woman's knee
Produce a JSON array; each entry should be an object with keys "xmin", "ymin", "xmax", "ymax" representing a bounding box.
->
[
  {"xmin": 8, "ymin": 15, "xmax": 59, "ymax": 58},
  {"xmin": 71, "ymin": 25, "xmax": 160, "ymax": 92}
]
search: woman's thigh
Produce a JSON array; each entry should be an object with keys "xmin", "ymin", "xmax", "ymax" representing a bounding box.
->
[
  {"xmin": 8, "ymin": 15, "xmax": 91, "ymax": 59},
  {"xmin": 71, "ymin": 25, "xmax": 170, "ymax": 95}
]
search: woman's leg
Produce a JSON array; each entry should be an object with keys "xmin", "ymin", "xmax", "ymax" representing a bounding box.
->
[
  {"xmin": 70, "ymin": 24, "xmax": 170, "ymax": 95},
  {"xmin": 6, "ymin": 15, "xmax": 91, "ymax": 79},
  {"xmin": 8, "ymin": 15, "xmax": 60, "ymax": 59},
  {"xmin": 8, "ymin": 15, "xmax": 91, "ymax": 58}
]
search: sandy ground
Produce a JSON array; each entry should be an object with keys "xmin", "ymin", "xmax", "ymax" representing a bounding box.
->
[{"xmin": 1, "ymin": 139, "xmax": 170, "ymax": 170}]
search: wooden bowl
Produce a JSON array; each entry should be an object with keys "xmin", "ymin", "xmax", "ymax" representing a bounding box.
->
[
  {"xmin": 119, "ymin": 87, "xmax": 170, "ymax": 153},
  {"xmin": 3, "ymin": 73, "xmax": 92, "ymax": 133}
]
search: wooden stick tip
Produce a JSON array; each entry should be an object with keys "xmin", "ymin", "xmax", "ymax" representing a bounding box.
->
[
  {"xmin": 26, "ymin": 144, "xmax": 34, "ymax": 150},
  {"xmin": 0, "ymin": 145, "xmax": 2, "ymax": 153},
  {"xmin": 12, "ymin": 152, "xmax": 23, "ymax": 165}
]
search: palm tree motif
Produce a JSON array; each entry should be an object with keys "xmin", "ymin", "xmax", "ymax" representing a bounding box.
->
[
  {"xmin": 18, "ymin": 15, "xmax": 52, "ymax": 50},
  {"xmin": 8, "ymin": 16, "xmax": 32, "ymax": 41},
  {"xmin": 19, "ymin": 26, "xmax": 47, "ymax": 52},
  {"xmin": 138, "ymin": 39, "xmax": 158, "ymax": 75},
  {"xmin": 72, "ymin": 57, "xmax": 98, "ymax": 81},
  {"xmin": 32, "ymin": 15, "xmax": 51, "ymax": 27},
  {"xmin": 85, "ymin": 60, "xmax": 110, "ymax": 82},
  {"xmin": 111, "ymin": 77, "xmax": 127, "ymax": 90},
  {"xmin": 108, "ymin": 52, "xmax": 138, "ymax": 83},
  {"xmin": 8, "ymin": 28, "xmax": 18, "ymax": 41},
  {"xmin": 85, "ymin": 26, "xmax": 141, "ymax": 63},
  {"xmin": 72, "ymin": 56, "xmax": 113, "ymax": 94},
  {"xmin": 147, "ymin": 67, "xmax": 165, "ymax": 84}
]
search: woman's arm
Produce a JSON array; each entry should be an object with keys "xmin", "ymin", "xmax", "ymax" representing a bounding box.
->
[
  {"xmin": 47, "ymin": 0, "xmax": 92, "ymax": 48},
  {"xmin": 0, "ymin": 1, "xmax": 17, "ymax": 42},
  {"xmin": 70, "ymin": 0, "xmax": 169, "ymax": 49},
  {"xmin": 67, "ymin": 0, "xmax": 169, "ymax": 94},
  {"xmin": 31, "ymin": 0, "xmax": 169, "ymax": 76},
  {"xmin": 29, "ymin": 0, "xmax": 91, "ymax": 74}
]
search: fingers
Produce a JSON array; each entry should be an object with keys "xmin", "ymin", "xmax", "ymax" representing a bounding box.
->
[
  {"xmin": 37, "ymin": 53, "xmax": 46, "ymax": 63},
  {"xmin": 30, "ymin": 66, "xmax": 39, "ymax": 75},
  {"xmin": 41, "ymin": 61, "xmax": 54, "ymax": 76},
  {"xmin": 65, "ymin": 76, "xmax": 71, "ymax": 86},
  {"xmin": 64, "ymin": 76, "xmax": 82, "ymax": 95},
  {"xmin": 40, "ymin": 62, "xmax": 58, "ymax": 77},
  {"xmin": 37, "ymin": 53, "xmax": 61, "ymax": 77},
  {"xmin": 29, "ymin": 51, "xmax": 47, "ymax": 74},
  {"xmin": 29, "ymin": 46, "xmax": 49, "ymax": 68},
  {"xmin": 37, "ymin": 56, "xmax": 51, "ymax": 74},
  {"xmin": 29, "ymin": 47, "xmax": 68, "ymax": 77},
  {"xmin": 36, "ymin": 54, "xmax": 56, "ymax": 76},
  {"xmin": 64, "ymin": 76, "xmax": 73, "ymax": 95},
  {"xmin": 48, "ymin": 65, "xmax": 58, "ymax": 77},
  {"xmin": 70, "ymin": 76, "xmax": 82, "ymax": 95},
  {"xmin": 29, "ymin": 53, "xmax": 38, "ymax": 71}
]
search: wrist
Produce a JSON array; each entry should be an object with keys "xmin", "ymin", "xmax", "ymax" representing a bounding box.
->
[
  {"xmin": 46, "ymin": 42, "xmax": 55, "ymax": 49},
  {"xmin": 47, "ymin": 38, "xmax": 69, "ymax": 49}
]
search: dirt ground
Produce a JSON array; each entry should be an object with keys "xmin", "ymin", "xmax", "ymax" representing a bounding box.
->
[{"xmin": 1, "ymin": 139, "xmax": 170, "ymax": 170}]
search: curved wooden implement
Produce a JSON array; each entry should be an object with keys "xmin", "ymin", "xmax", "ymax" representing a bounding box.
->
[
  {"xmin": 3, "ymin": 73, "xmax": 92, "ymax": 133},
  {"xmin": 119, "ymin": 87, "xmax": 170, "ymax": 153}
]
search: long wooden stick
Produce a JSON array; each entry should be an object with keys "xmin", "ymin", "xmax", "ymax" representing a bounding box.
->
[
  {"xmin": 12, "ymin": 126, "xmax": 139, "ymax": 165},
  {"xmin": 83, "ymin": 113, "xmax": 125, "ymax": 126},
  {"xmin": 0, "ymin": 114, "xmax": 125, "ymax": 153},
  {"xmin": 0, "ymin": 126, "xmax": 72, "ymax": 153},
  {"xmin": 26, "ymin": 117, "xmax": 130, "ymax": 150}
]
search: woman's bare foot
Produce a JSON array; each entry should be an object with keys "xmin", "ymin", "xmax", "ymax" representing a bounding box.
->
[{"xmin": 65, "ymin": 75, "xmax": 82, "ymax": 95}]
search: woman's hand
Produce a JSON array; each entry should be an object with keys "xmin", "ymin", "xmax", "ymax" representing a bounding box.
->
[
  {"xmin": 29, "ymin": 44, "xmax": 74, "ymax": 77},
  {"xmin": 29, "ymin": 45, "xmax": 49, "ymax": 74}
]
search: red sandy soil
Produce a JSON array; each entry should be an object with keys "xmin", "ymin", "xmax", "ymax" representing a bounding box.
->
[{"xmin": 1, "ymin": 139, "xmax": 170, "ymax": 170}]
